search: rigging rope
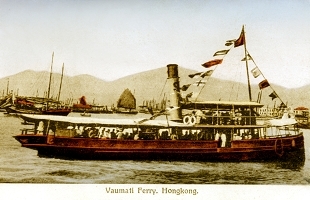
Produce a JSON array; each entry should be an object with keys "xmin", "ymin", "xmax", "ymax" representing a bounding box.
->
[
  {"xmin": 193, "ymin": 46, "xmax": 234, "ymax": 103},
  {"xmin": 245, "ymin": 50, "xmax": 286, "ymax": 105}
]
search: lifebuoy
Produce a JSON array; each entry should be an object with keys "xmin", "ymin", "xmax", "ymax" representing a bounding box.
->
[
  {"xmin": 183, "ymin": 116, "xmax": 191, "ymax": 124},
  {"xmin": 275, "ymin": 139, "xmax": 284, "ymax": 157},
  {"xmin": 190, "ymin": 116, "xmax": 197, "ymax": 125}
]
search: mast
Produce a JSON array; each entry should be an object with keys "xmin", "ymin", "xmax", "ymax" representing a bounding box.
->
[
  {"xmin": 242, "ymin": 25, "xmax": 252, "ymax": 101},
  {"xmin": 47, "ymin": 52, "xmax": 54, "ymax": 108},
  {"xmin": 6, "ymin": 78, "xmax": 9, "ymax": 95},
  {"xmin": 57, "ymin": 63, "xmax": 64, "ymax": 102}
]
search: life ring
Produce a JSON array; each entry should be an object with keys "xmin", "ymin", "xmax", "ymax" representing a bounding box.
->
[
  {"xmin": 183, "ymin": 116, "xmax": 191, "ymax": 124},
  {"xmin": 190, "ymin": 116, "xmax": 197, "ymax": 125},
  {"xmin": 275, "ymin": 139, "xmax": 284, "ymax": 157}
]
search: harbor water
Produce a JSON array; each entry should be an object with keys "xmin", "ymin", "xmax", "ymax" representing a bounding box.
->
[{"xmin": 1, "ymin": 112, "xmax": 310, "ymax": 184}]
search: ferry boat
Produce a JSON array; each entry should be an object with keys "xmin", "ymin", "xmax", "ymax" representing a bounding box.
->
[{"xmin": 13, "ymin": 26, "xmax": 305, "ymax": 161}]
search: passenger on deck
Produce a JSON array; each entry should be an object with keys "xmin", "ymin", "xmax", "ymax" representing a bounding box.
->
[
  {"xmin": 192, "ymin": 131, "xmax": 198, "ymax": 140},
  {"xmin": 110, "ymin": 129, "xmax": 116, "ymax": 139},
  {"xmin": 215, "ymin": 132, "xmax": 222, "ymax": 148},
  {"xmin": 116, "ymin": 129, "xmax": 124, "ymax": 140},
  {"xmin": 230, "ymin": 109, "xmax": 235, "ymax": 125},
  {"xmin": 215, "ymin": 132, "xmax": 220, "ymax": 141},
  {"xmin": 195, "ymin": 109, "xmax": 204, "ymax": 124},
  {"xmin": 233, "ymin": 133, "xmax": 242, "ymax": 140},
  {"xmin": 82, "ymin": 127, "xmax": 90, "ymax": 138},
  {"xmin": 89, "ymin": 127, "xmax": 98, "ymax": 138},
  {"xmin": 124, "ymin": 132, "xmax": 130, "ymax": 139},
  {"xmin": 222, "ymin": 111, "xmax": 230, "ymax": 125},
  {"xmin": 182, "ymin": 130, "xmax": 189, "ymax": 140},
  {"xmin": 221, "ymin": 133, "xmax": 226, "ymax": 147},
  {"xmin": 235, "ymin": 109, "xmax": 242, "ymax": 125},
  {"xmin": 161, "ymin": 130, "xmax": 169, "ymax": 140},
  {"xmin": 98, "ymin": 127, "xmax": 105, "ymax": 138},
  {"xmin": 37, "ymin": 121, "xmax": 44, "ymax": 135},
  {"xmin": 104, "ymin": 129, "xmax": 111, "ymax": 139},
  {"xmin": 134, "ymin": 133, "xmax": 139, "ymax": 140},
  {"xmin": 213, "ymin": 112, "xmax": 220, "ymax": 125},
  {"xmin": 170, "ymin": 133, "xmax": 177, "ymax": 140},
  {"xmin": 74, "ymin": 126, "xmax": 81, "ymax": 137}
]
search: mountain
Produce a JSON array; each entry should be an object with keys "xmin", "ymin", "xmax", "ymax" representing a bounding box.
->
[{"xmin": 0, "ymin": 68, "xmax": 309, "ymax": 108}]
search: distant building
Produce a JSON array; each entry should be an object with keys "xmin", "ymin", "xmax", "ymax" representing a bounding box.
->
[
  {"xmin": 294, "ymin": 107, "xmax": 309, "ymax": 118},
  {"xmin": 258, "ymin": 107, "xmax": 283, "ymax": 117}
]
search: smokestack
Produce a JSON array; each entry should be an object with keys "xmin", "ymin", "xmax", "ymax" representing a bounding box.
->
[{"xmin": 167, "ymin": 64, "xmax": 182, "ymax": 121}]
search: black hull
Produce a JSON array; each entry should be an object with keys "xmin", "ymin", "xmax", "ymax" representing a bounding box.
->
[{"xmin": 6, "ymin": 106, "xmax": 70, "ymax": 116}]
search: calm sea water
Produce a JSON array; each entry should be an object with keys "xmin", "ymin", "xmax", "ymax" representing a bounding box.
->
[{"xmin": 1, "ymin": 112, "xmax": 310, "ymax": 184}]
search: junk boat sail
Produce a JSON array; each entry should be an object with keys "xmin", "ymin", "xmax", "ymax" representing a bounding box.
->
[
  {"xmin": 72, "ymin": 96, "xmax": 112, "ymax": 114},
  {"xmin": 114, "ymin": 88, "xmax": 138, "ymax": 114},
  {"xmin": 13, "ymin": 27, "xmax": 304, "ymax": 161}
]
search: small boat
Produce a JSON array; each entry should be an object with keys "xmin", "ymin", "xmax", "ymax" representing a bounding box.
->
[
  {"xmin": 80, "ymin": 112, "xmax": 91, "ymax": 117},
  {"xmin": 72, "ymin": 96, "xmax": 112, "ymax": 114},
  {"xmin": 13, "ymin": 26, "xmax": 305, "ymax": 162},
  {"xmin": 0, "ymin": 79, "xmax": 13, "ymax": 111},
  {"xmin": 0, "ymin": 94, "xmax": 13, "ymax": 111},
  {"xmin": 72, "ymin": 96, "xmax": 92, "ymax": 112}
]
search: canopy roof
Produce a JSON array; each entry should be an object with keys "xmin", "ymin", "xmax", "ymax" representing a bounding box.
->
[
  {"xmin": 182, "ymin": 101, "xmax": 264, "ymax": 110},
  {"xmin": 20, "ymin": 114, "xmax": 190, "ymax": 128}
]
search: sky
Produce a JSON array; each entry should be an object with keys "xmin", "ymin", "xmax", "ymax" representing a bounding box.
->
[{"xmin": 1, "ymin": 0, "xmax": 310, "ymax": 88}]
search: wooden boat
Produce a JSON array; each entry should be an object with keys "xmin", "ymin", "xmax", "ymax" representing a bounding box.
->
[
  {"xmin": 0, "ymin": 94, "xmax": 12, "ymax": 111},
  {"xmin": 115, "ymin": 88, "xmax": 138, "ymax": 114},
  {"xmin": 0, "ymin": 79, "xmax": 13, "ymax": 111},
  {"xmin": 5, "ymin": 105, "xmax": 71, "ymax": 116},
  {"xmin": 80, "ymin": 112, "xmax": 91, "ymax": 117},
  {"xmin": 72, "ymin": 96, "xmax": 112, "ymax": 114},
  {"xmin": 13, "ymin": 27, "xmax": 305, "ymax": 162},
  {"xmin": 5, "ymin": 53, "xmax": 71, "ymax": 116}
]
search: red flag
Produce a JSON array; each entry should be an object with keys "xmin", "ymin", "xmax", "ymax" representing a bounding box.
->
[
  {"xmin": 234, "ymin": 26, "xmax": 245, "ymax": 48},
  {"xmin": 259, "ymin": 79, "xmax": 270, "ymax": 90},
  {"xmin": 201, "ymin": 59, "xmax": 223, "ymax": 68}
]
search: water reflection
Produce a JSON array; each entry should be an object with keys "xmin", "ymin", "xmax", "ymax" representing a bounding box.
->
[{"xmin": 275, "ymin": 148, "xmax": 305, "ymax": 170}]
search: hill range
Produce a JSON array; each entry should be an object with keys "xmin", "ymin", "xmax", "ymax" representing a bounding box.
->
[{"xmin": 0, "ymin": 67, "xmax": 309, "ymax": 109}]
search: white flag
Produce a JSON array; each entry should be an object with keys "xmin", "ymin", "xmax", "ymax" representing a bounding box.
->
[{"xmin": 251, "ymin": 67, "xmax": 261, "ymax": 78}]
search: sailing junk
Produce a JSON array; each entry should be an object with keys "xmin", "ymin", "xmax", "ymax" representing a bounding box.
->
[
  {"xmin": 115, "ymin": 89, "xmax": 138, "ymax": 114},
  {"xmin": 5, "ymin": 53, "xmax": 71, "ymax": 116}
]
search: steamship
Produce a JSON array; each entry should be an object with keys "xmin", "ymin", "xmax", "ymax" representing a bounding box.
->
[{"xmin": 13, "ymin": 27, "xmax": 304, "ymax": 161}]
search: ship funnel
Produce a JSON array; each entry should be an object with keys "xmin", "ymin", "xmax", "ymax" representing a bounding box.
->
[{"xmin": 167, "ymin": 64, "xmax": 182, "ymax": 121}]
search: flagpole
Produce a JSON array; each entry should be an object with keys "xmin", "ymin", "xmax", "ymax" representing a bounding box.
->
[{"xmin": 243, "ymin": 25, "xmax": 252, "ymax": 101}]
